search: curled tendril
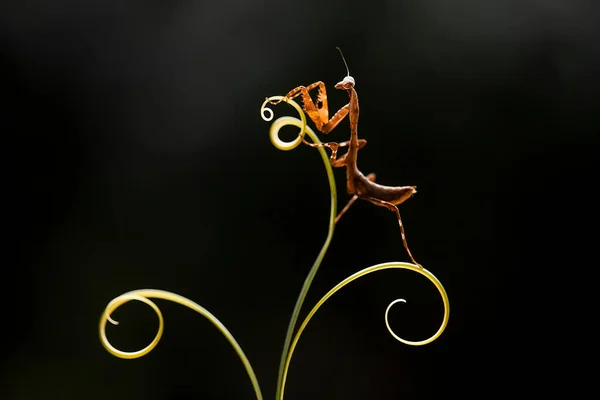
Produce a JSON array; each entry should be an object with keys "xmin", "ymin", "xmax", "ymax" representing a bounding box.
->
[
  {"xmin": 99, "ymin": 292, "xmax": 164, "ymax": 359},
  {"xmin": 279, "ymin": 262, "xmax": 450, "ymax": 399},
  {"xmin": 262, "ymin": 97, "xmax": 449, "ymax": 400},
  {"xmin": 260, "ymin": 96, "xmax": 308, "ymax": 151},
  {"xmin": 98, "ymin": 289, "xmax": 264, "ymax": 400}
]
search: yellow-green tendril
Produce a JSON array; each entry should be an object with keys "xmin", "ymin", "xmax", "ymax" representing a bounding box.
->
[
  {"xmin": 279, "ymin": 262, "xmax": 450, "ymax": 399},
  {"xmin": 98, "ymin": 289, "xmax": 264, "ymax": 400},
  {"xmin": 261, "ymin": 97, "xmax": 338, "ymax": 400},
  {"xmin": 261, "ymin": 97, "xmax": 449, "ymax": 400}
]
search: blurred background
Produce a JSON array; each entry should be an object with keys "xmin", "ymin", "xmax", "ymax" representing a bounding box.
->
[{"xmin": 2, "ymin": 1, "xmax": 597, "ymax": 399}]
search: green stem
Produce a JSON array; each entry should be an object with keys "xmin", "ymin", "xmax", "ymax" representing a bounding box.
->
[
  {"xmin": 274, "ymin": 124, "xmax": 337, "ymax": 400},
  {"xmin": 260, "ymin": 98, "xmax": 338, "ymax": 400}
]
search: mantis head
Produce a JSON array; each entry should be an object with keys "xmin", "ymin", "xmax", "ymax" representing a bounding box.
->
[{"xmin": 335, "ymin": 75, "xmax": 355, "ymax": 90}]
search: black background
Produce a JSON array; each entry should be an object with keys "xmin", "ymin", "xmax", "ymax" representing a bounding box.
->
[{"xmin": 2, "ymin": 1, "xmax": 597, "ymax": 399}]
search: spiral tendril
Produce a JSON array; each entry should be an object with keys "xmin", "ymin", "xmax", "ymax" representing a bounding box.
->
[
  {"xmin": 260, "ymin": 96, "xmax": 308, "ymax": 151},
  {"xmin": 277, "ymin": 262, "xmax": 449, "ymax": 399},
  {"xmin": 262, "ymin": 98, "xmax": 449, "ymax": 400},
  {"xmin": 99, "ymin": 293, "xmax": 164, "ymax": 359},
  {"xmin": 98, "ymin": 289, "xmax": 264, "ymax": 400}
]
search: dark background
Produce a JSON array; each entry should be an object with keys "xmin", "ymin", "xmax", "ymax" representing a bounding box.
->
[{"xmin": 2, "ymin": 1, "xmax": 597, "ymax": 399}]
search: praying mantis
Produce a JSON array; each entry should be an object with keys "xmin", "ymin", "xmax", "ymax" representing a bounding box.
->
[{"xmin": 269, "ymin": 48, "xmax": 421, "ymax": 267}]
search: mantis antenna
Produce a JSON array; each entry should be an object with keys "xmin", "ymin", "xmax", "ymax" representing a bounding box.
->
[{"xmin": 336, "ymin": 46, "xmax": 350, "ymax": 77}]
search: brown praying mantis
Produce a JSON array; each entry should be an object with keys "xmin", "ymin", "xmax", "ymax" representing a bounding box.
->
[{"xmin": 269, "ymin": 48, "xmax": 421, "ymax": 267}]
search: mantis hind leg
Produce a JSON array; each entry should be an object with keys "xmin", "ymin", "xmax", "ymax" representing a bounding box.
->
[
  {"xmin": 360, "ymin": 195, "xmax": 422, "ymax": 268},
  {"xmin": 335, "ymin": 173, "xmax": 376, "ymax": 223}
]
